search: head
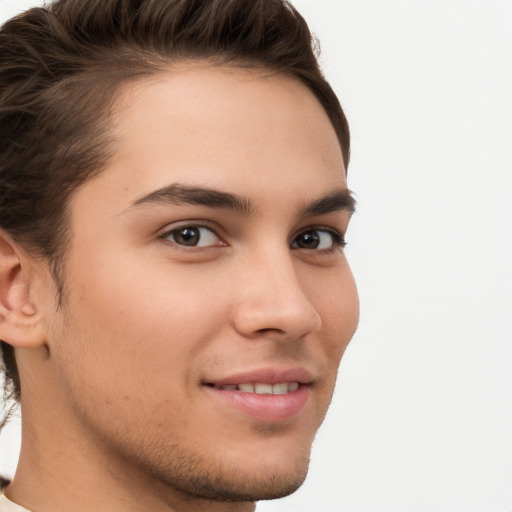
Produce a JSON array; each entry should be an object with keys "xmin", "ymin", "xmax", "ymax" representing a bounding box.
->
[{"xmin": 0, "ymin": 0, "xmax": 357, "ymax": 507}]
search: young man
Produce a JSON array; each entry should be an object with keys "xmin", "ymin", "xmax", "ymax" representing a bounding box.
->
[{"xmin": 0, "ymin": 0, "xmax": 358, "ymax": 510}]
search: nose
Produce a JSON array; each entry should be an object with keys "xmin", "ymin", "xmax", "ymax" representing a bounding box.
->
[{"xmin": 231, "ymin": 249, "xmax": 322, "ymax": 342}]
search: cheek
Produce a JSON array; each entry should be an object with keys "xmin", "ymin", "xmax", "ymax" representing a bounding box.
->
[
  {"xmin": 310, "ymin": 266, "xmax": 359, "ymax": 360},
  {"xmin": 312, "ymin": 263, "xmax": 359, "ymax": 325},
  {"xmin": 57, "ymin": 257, "xmax": 231, "ymax": 394}
]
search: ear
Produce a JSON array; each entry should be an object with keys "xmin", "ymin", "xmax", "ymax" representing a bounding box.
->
[{"xmin": 0, "ymin": 232, "xmax": 47, "ymax": 348}]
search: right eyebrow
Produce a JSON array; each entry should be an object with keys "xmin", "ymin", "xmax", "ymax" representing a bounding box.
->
[{"xmin": 128, "ymin": 183, "xmax": 254, "ymax": 215}]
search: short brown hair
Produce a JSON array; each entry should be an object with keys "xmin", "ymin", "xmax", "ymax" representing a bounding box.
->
[{"xmin": 0, "ymin": 0, "xmax": 350, "ymax": 414}]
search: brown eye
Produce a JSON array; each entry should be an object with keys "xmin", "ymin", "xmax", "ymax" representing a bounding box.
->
[
  {"xmin": 166, "ymin": 226, "xmax": 220, "ymax": 247},
  {"xmin": 294, "ymin": 231, "xmax": 321, "ymax": 249},
  {"xmin": 291, "ymin": 229, "xmax": 344, "ymax": 250}
]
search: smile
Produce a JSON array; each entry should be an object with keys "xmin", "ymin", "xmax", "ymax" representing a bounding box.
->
[
  {"xmin": 204, "ymin": 377, "xmax": 311, "ymax": 422},
  {"xmin": 210, "ymin": 382, "xmax": 300, "ymax": 394}
]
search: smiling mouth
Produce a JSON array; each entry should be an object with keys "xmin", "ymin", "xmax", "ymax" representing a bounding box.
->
[
  {"xmin": 207, "ymin": 382, "xmax": 300, "ymax": 395},
  {"xmin": 203, "ymin": 372, "xmax": 312, "ymax": 421}
]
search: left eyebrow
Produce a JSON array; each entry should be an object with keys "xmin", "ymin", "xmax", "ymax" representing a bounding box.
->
[{"xmin": 299, "ymin": 189, "xmax": 356, "ymax": 217}]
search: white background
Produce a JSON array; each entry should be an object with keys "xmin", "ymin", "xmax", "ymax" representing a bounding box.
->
[{"xmin": 0, "ymin": 1, "xmax": 511, "ymax": 511}]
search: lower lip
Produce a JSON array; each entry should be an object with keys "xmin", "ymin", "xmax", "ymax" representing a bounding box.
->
[{"xmin": 204, "ymin": 385, "xmax": 311, "ymax": 422}]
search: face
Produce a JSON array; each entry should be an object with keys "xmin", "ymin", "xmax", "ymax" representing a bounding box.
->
[{"xmin": 40, "ymin": 64, "xmax": 359, "ymax": 503}]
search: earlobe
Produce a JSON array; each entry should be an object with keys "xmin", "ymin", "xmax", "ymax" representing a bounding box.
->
[{"xmin": 0, "ymin": 233, "xmax": 47, "ymax": 348}]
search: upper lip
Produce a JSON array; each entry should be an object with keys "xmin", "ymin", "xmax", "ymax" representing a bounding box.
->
[{"xmin": 204, "ymin": 367, "xmax": 315, "ymax": 387}]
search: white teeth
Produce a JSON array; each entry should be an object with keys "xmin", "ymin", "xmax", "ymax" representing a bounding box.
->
[
  {"xmin": 272, "ymin": 383, "xmax": 289, "ymax": 395},
  {"xmin": 255, "ymin": 383, "xmax": 272, "ymax": 394},
  {"xmin": 287, "ymin": 382, "xmax": 299, "ymax": 392},
  {"xmin": 215, "ymin": 382, "xmax": 301, "ymax": 394}
]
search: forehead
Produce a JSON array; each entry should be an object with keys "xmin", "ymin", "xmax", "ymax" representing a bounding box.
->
[{"xmin": 77, "ymin": 63, "xmax": 347, "ymax": 214}]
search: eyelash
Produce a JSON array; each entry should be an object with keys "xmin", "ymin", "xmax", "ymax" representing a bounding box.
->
[
  {"xmin": 158, "ymin": 221, "xmax": 223, "ymax": 249},
  {"xmin": 292, "ymin": 227, "xmax": 347, "ymax": 252},
  {"xmin": 159, "ymin": 223, "xmax": 346, "ymax": 252}
]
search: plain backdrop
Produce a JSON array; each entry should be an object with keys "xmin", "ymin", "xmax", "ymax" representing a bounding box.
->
[{"xmin": 0, "ymin": 1, "xmax": 511, "ymax": 511}]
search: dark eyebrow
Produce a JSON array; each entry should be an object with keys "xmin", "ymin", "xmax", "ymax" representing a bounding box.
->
[
  {"xmin": 299, "ymin": 189, "xmax": 356, "ymax": 217},
  {"xmin": 130, "ymin": 184, "xmax": 254, "ymax": 215}
]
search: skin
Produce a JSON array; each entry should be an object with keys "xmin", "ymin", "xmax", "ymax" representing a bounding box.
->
[{"xmin": 2, "ymin": 64, "xmax": 359, "ymax": 512}]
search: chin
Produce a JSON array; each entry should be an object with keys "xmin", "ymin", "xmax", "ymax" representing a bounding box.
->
[
  {"xmin": 142, "ymin": 438, "xmax": 312, "ymax": 504},
  {"xmin": 179, "ymin": 454, "xmax": 311, "ymax": 503},
  {"xmin": 196, "ymin": 427, "xmax": 314, "ymax": 501}
]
